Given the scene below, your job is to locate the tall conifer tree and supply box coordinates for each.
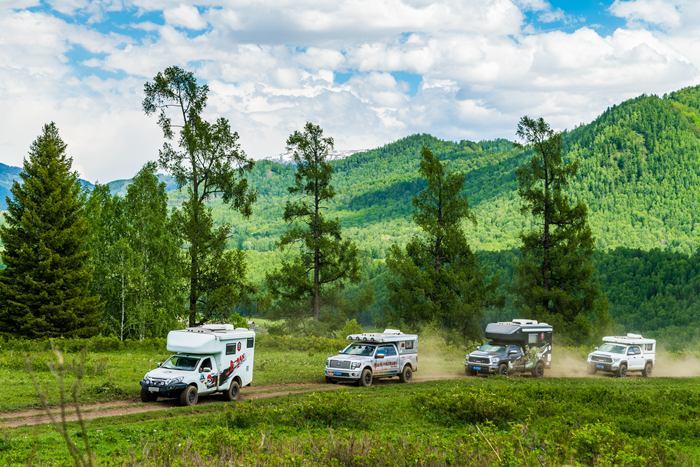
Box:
[512,116,599,342]
[266,123,364,328]
[384,147,500,338]
[0,123,101,338]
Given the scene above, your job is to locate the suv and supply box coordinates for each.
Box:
[324,329,417,387]
[587,333,655,377]
[465,319,552,377]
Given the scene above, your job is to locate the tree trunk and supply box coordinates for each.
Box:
[313,157,320,322]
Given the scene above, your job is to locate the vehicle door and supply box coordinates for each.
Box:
[507,345,525,369]
[384,344,400,375]
[630,346,643,370]
[198,357,218,392]
[625,347,637,370]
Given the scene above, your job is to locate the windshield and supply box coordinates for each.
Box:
[161,355,199,371]
[598,344,626,354]
[342,344,376,356]
[478,342,508,353]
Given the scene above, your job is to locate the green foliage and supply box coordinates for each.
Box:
[0,123,101,338]
[513,116,599,344]
[143,65,257,327]
[85,163,181,340]
[385,147,501,340]
[339,319,363,338]
[266,123,366,329]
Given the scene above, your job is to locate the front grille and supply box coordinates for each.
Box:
[329,360,350,369]
[147,378,167,386]
[469,357,490,364]
[591,356,612,363]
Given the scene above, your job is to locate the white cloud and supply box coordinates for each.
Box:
[163,4,208,30]
[610,0,681,30]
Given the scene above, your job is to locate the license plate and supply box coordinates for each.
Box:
[473,366,481,371]
[148,387,159,392]
[596,365,604,369]
[333,372,342,376]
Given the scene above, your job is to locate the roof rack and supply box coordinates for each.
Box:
[346,329,417,343]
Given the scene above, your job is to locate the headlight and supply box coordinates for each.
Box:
[164,376,184,385]
[612,357,621,362]
[490,357,500,364]
[351,362,361,370]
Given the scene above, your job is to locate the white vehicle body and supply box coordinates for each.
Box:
[586,333,656,377]
[324,329,418,387]
[140,324,256,405]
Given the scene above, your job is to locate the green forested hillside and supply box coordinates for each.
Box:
[2,86,700,344]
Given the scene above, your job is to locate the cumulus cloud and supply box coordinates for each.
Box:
[1,0,700,182]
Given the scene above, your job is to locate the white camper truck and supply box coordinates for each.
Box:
[140,324,255,406]
[586,333,656,377]
[324,329,418,387]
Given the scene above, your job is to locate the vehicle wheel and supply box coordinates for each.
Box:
[225,380,240,401]
[359,368,373,387]
[179,385,198,406]
[497,363,509,376]
[533,362,545,378]
[642,362,653,377]
[325,376,333,384]
[140,387,156,403]
[466,368,477,377]
[587,366,597,376]
[617,364,627,378]
[399,365,413,383]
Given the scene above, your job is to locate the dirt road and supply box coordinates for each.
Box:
[0,375,457,428]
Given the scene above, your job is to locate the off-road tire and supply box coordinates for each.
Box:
[533,361,545,378]
[497,363,509,376]
[325,376,333,384]
[225,381,240,401]
[140,387,156,403]
[642,362,653,377]
[466,368,478,377]
[399,365,413,383]
[359,368,373,387]
[617,364,627,378]
[587,366,597,376]
[180,385,198,406]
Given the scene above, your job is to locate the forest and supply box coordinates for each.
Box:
[2,79,700,348]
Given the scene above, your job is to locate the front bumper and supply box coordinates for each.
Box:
[325,368,362,380]
[140,379,188,398]
[588,362,619,372]
[465,362,497,374]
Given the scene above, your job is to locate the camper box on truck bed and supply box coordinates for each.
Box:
[465,319,553,377]
[140,324,255,406]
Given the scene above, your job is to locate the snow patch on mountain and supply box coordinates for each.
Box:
[262,149,367,164]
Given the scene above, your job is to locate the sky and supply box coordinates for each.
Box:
[1,0,699,183]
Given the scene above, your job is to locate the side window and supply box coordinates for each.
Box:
[247,337,254,348]
[528,333,537,344]
[226,343,237,355]
[385,346,397,356]
[404,340,414,350]
[375,348,386,357]
[633,347,642,355]
[508,346,520,354]
[627,347,635,355]
[645,343,654,351]
[200,358,211,371]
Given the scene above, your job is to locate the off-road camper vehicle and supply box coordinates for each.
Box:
[324,329,418,387]
[586,334,655,377]
[140,324,255,406]
[465,319,552,377]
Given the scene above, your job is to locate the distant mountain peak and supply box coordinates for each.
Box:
[262,149,368,165]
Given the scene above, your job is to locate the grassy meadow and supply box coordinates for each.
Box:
[2,377,700,466]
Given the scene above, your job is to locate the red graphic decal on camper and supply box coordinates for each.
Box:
[217,353,248,386]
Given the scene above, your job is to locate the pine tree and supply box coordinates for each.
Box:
[512,116,599,342]
[0,123,101,338]
[384,147,501,339]
[265,123,366,331]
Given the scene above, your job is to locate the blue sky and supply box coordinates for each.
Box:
[1,0,698,182]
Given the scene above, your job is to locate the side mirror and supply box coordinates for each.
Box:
[157,362,161,367]
[202,367,211,373]
[338,350,343,354]
[376,354,384,359]
[508,350,518,355]
[594,347,598,351]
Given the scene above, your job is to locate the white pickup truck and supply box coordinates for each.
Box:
[586,333,656,377]
[324,329,418,387]
[140,324,256,406]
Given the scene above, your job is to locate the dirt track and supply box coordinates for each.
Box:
[0,375,457,428]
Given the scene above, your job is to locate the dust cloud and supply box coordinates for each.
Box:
[653,352,700,377]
